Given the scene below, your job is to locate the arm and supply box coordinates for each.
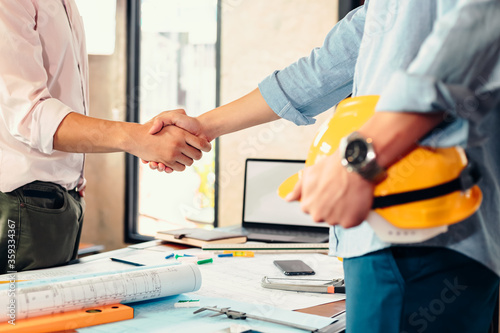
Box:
[286,111,444,228]
[376,0,500,130]
[0,2,209,172]
[146,5,368,170]
[258,4,367,125]
[54,111,211,172]
[144,89,276,171]
[198,3,368,133]
[197,88,280,141]
[288,0,500,228]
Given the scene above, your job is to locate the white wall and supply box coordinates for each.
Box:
[218,0,338,226]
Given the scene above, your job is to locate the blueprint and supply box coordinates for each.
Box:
[0,263,201,321]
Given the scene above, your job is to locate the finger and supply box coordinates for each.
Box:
[148,109,187,135]
[149,161,159,170]
[148,118,166,135]
[175,153,194,167]
[182,144,203,161]
[285,172,303,202]
[154,160,186,172]
[168,161,187,172]
[172,114,202,136]
[141,159,149,164]
[185,134,211,153]
[171,109,186,114]
[155,163,170,173]
[325,217,339,226]
[310,211,325,223]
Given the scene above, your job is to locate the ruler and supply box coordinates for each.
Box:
[0,304,133,332]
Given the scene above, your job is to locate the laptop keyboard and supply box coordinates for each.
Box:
[246,227,327,238]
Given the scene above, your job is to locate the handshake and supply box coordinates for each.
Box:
[137,109,213,173]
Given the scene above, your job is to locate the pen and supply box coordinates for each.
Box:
[110,257,145,266]
[217,253,233,257]
[174,254,193,260]
[197,258,213,265]
[165,253,175,259]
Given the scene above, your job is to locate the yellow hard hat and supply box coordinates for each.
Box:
[279,96,482,243]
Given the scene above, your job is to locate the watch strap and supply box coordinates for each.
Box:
[358,160,387,183]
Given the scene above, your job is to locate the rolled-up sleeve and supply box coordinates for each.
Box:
[377,0,500,124]
[0,1,74,155]
[258,4,367,125]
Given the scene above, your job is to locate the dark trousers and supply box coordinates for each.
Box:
[344,247,499,333]
[0,181,84,273]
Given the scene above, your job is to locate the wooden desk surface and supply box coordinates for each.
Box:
[296,300,346,317]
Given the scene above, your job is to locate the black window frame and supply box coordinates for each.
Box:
[338,0,364,20]
[125,0,221,243]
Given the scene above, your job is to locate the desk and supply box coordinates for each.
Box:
[152,241,346,319]
[2,241,346,332]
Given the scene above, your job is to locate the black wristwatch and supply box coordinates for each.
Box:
[339,131,387,183]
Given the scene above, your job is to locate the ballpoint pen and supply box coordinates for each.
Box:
[110,257,145,266]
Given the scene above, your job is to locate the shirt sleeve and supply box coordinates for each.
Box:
[258,4,368,126]
[0,1,74,155]
[377,0,500,126]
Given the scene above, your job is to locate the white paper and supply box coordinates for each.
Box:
[189,250,345,310]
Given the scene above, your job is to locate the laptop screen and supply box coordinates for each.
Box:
[242,159,329,230]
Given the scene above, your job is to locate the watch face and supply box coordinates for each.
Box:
[345,139,368,165]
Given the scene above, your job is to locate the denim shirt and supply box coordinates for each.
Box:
[258,0,500,275]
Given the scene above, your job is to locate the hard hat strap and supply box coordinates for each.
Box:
[372,159,481,209]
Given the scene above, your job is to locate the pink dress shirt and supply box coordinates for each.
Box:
[0,0,88,192]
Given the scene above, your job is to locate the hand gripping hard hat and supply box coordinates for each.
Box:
[279,95,482,243]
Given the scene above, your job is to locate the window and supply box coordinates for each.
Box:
[75,0,116,55]
[126,0,220,242]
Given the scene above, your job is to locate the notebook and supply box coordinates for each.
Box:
[156,228,247,247]
[225,158,330,243]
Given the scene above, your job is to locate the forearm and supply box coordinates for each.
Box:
[53,112,140,153]
[358,111,444,169]
[198,88,280,141]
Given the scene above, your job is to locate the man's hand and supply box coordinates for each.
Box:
[285,152,374,229]
[131,116,211,173]
[147,109,209,139]
[141,109,211,172]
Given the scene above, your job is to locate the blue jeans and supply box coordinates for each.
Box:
[343,247,499,333]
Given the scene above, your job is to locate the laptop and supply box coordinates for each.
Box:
[226,158,330,243]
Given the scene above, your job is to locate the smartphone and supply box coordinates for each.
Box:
[273,260,315,276]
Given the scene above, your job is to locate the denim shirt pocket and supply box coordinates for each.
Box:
[364,1,399,38]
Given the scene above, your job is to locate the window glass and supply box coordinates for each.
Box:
[137,0,218,236]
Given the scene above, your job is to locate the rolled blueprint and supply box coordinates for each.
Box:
[0,263,202,322]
